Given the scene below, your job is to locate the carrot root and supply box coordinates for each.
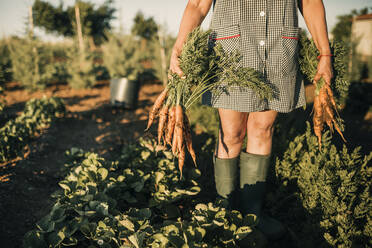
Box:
[145,88,168,131]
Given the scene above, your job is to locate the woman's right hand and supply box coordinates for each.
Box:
[168,0,213,79]
[169,46,185,79]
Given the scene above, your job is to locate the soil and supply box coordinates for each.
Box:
[0,81,371,247]
[0,80,164,248]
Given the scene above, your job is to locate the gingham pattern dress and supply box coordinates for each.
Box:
[201,0,306,113]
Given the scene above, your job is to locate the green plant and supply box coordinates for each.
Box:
[33,0,115,47]
[269,122,372,247]
[102,34,146,80]
[23,137,265,247]
[0,39,12,84]
[0,97,65,162]
[8,38,57,91]
[66,47,97,89]
[0,85,5,114]
[150,30,175,85]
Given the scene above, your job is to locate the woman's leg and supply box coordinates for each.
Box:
[240,109,286,240]
[213,108,248,208]
[216,108,248,158]
[246,110,278,155]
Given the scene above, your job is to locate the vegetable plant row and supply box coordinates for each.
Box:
[24,121,371,247]
[23,138,260,248]
[268,122,371,247]
[0,96,65,163]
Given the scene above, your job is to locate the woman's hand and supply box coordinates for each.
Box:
[169,46,185,79]
[313,56,333,85]
[299,0,333,85]
[168,0,213,80]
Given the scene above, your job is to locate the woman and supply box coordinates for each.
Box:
[170,0,333,240]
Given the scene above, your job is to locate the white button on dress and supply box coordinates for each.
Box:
[259,40,265,46]
[260,11,265,17]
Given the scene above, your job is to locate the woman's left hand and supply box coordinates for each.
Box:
[313,56,333,86]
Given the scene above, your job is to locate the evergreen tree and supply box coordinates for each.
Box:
[131,12,158,41]
[32,0,115,45]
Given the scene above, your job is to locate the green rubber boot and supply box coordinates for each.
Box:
[213,155,239,209]
[239,151,286,240]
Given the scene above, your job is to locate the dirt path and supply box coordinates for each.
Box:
[0,81,164,247]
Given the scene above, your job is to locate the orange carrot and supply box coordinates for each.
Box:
[175,105,184,155]
[178,143,186,178]
[325,85,340,117]
[157,106,168,145]
[172,124,178,155]
[145,88,168,131]
[166,106,176,145]
[184,113,197,166]
[313,93,324,150]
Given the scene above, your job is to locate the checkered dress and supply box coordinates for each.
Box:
[201,0,306,113]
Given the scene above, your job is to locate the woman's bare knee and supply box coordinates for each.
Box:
[219,128,245,146]
[247,111,277,140]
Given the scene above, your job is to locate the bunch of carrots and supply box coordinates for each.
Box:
[145,28,273,176]
[299,34,349,149]
[145,87,196,177]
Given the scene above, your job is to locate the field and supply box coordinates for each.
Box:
[0,5,371,245]
[0,77,371,247]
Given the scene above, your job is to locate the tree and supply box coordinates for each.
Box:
[331,7,371,42]
[131,12,158,41]
[32,0,115,46]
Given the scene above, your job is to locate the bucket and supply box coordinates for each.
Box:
[109,78,140,109]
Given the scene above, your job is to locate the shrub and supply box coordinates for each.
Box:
[269,122,371,247]
[66,47,97,89]
[8,38,57,91]
[0,97,65,162]
[0,39,12,84]
[102,34,146,80]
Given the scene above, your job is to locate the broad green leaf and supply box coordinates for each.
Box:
[98,168,109,180]
[138,208,152,219]
[118,218,135,232]
[154,172,165,185]
[50,207,65,223]
[243,214,258,226]
[151,233,169,245]
[96,202,109,216]
[131,181,144,192]
[183,186,201,196]
[61,236,78,246]
[235,226,252,240]
[164,204,181,219]
[195,204,208,211]
[23,230,47,248]
[47,230,65,246]
[128,234,139,248]
[58,181,70,192]
[168,235,185,247]
[36,215,55,233]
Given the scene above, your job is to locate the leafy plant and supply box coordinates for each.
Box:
[102,34,146,80]
[8,38,57,91]
[32,0,115,47]
[149,29,176,85]
[66,47,97,89]
[0,39,12,84]
[0,97,65,162]
[0,85,5,114]
[24,137,265,247]
[269,122,372,247]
